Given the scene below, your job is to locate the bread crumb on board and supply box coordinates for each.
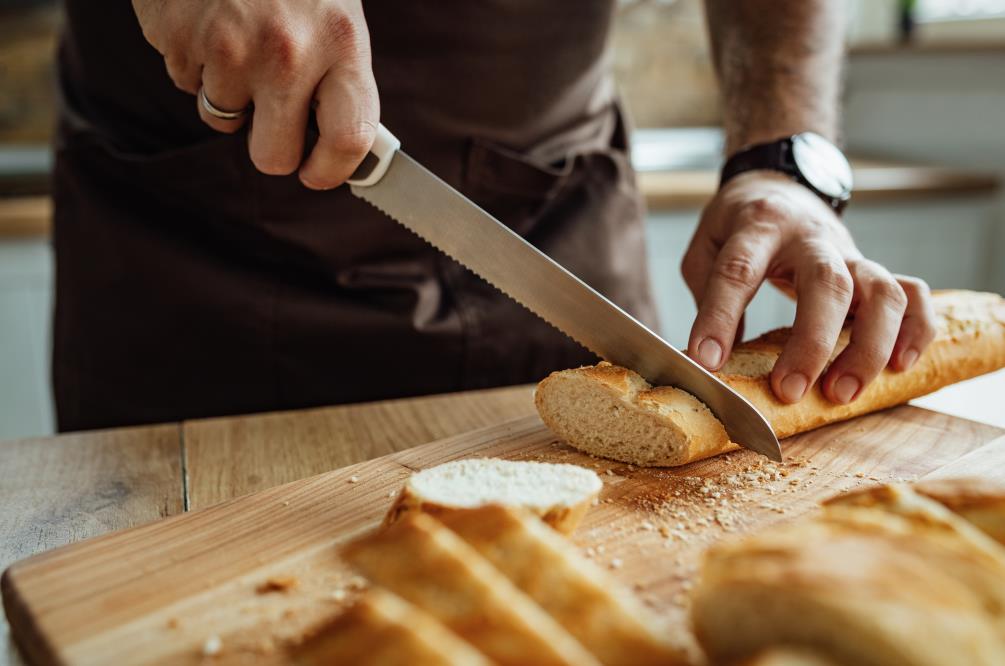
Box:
[256,575,299,594]
[202,635,222,657]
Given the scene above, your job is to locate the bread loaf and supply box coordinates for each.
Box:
[536,290,1005,467]
[384,458,602,534]
[691,481,1005,666]
[437,505,683,665]
[722,290,1005,439]
[294,588,491,666]
[342,513,600,666]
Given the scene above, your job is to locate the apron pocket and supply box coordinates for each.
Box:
[462,138,574,237]
[461,101,631,237]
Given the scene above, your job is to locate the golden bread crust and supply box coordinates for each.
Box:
[536,290,1005,466]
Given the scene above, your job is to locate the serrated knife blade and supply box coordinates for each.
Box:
[348,125,782,461]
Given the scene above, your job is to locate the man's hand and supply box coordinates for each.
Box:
[682,171,937,405]
[133,0,378,189]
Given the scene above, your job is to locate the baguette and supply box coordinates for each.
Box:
[342,513,600,666]
[536,290,1005,467]
[692,482,1005,666]
[721,290,1005,439]
[384,458,602,534]
[294,588,491,666]
[437,505,683,665]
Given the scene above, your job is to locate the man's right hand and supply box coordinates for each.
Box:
[132,0,378,189]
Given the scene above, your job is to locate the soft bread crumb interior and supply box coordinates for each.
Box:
[536,373,691,466]
[720,350,778,378]
[406,459,601,509]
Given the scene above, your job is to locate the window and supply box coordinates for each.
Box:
[917,0,1005,22]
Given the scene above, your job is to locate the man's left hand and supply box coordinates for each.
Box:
[681,170,937,405]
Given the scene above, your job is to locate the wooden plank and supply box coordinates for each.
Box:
[3,405,1000,665]
[183,384,536,509]
[639,160,999,211]
[0,425,184,666]
[923,434,1005,483]
[0,198,50,240]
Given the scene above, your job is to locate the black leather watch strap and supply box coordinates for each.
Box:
[720,136,850,214]
[720,140,796,187]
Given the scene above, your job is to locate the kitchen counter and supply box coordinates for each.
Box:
[2,369,1005,665]
[640,157,1001,211]
[1,157,1000,240]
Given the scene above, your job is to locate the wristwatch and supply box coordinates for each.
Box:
[720,132,854,214]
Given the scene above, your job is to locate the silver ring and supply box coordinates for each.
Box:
[198,86,249,121]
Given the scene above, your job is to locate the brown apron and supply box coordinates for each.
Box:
[53,0,659,431]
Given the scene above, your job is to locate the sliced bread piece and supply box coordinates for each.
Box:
[437,505,684,666]
[383,458,602,534]
[534,362,738,466]
[295,588,490,666]
[536,290,1005,466]
[692,487,1005,666]
[342,513,600,666]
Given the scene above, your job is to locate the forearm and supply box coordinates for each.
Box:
[704,0,845,154]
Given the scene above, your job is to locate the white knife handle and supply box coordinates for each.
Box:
[346,123,401,187]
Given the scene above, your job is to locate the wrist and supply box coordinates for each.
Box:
[720,133,852,215]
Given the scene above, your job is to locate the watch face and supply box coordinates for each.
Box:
[791,132,853,200]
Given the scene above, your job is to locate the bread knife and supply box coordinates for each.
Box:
[347,124,782,462]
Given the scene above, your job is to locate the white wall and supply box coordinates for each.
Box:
[0,239,54,440]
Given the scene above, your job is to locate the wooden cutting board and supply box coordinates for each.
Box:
[3,406,1003,665]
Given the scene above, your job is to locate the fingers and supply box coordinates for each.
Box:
[680,225,717,305]
[197,68,253,135]
[299,64,379,190]
[770,245,854,403]
[246,88,312,175]
[888,275,937,372]
[821,261,907,404]
[164,51,201,95]
[685,223,781,370]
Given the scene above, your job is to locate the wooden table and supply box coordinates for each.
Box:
[3,370,1005,665]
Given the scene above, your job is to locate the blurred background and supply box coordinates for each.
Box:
[0,0,1003,439]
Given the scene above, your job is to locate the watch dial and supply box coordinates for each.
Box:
[791,132,853,199]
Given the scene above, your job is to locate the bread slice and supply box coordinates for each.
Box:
[535,362,738,466]
[384,458,602,534]
[437,505,683,666]
[826,477,1005,546]
[536,290,1005,466]
[692,487,1005,666]
[740,648,839,666]
[294,588,491,666]
[342,513,600,666]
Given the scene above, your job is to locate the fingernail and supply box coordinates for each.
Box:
[833,375,861,404]
[780,373,808,403]
[697,338,723,369]
[901,348,919,370]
